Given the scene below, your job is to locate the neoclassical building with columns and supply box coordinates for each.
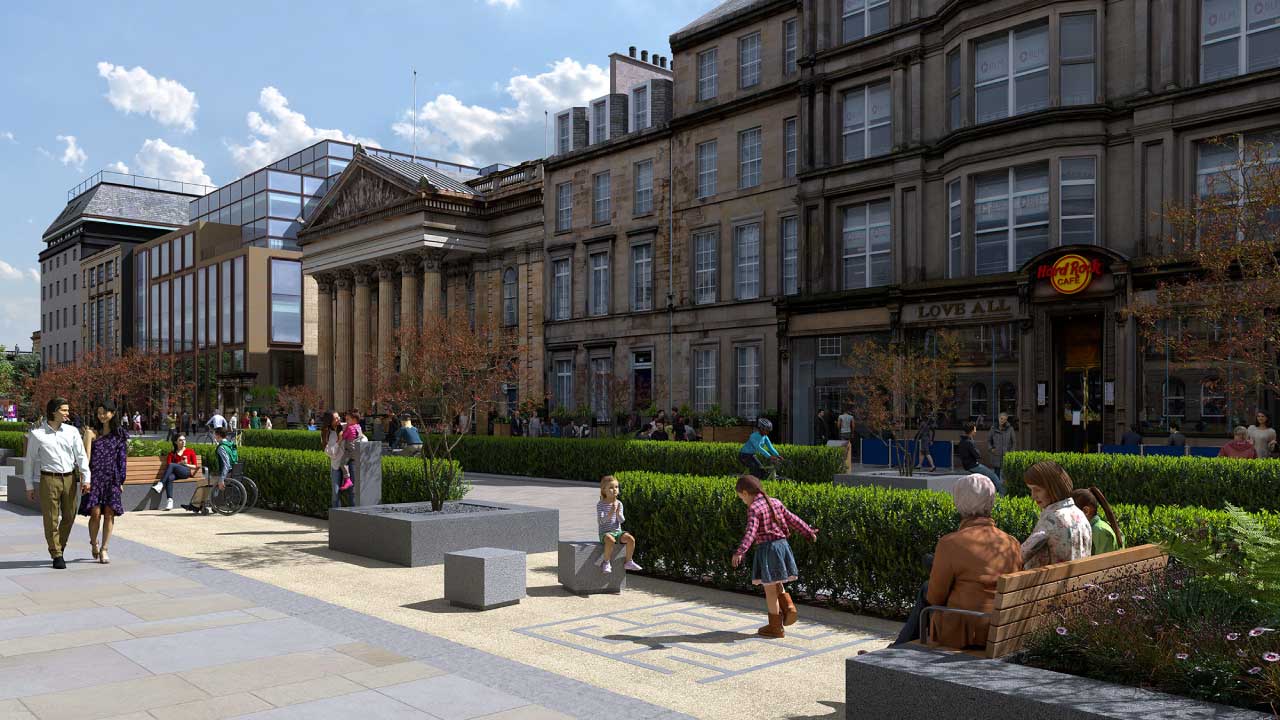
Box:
[298,147,545,413]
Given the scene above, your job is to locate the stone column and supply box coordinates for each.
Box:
[353,266,372,411]
[316,274,334,409]
[377,261,396,376]
[399,255,418,372]
[421,251,443,325]
[334,271,354,411]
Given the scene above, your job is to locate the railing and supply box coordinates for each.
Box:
[468,164,541,194]
[68,171,216,202]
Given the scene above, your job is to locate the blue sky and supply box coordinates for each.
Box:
[0,0,718,350]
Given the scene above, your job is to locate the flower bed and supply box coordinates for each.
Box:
[239,430,845,485]
[614,471,1280,618]
[1002,451,1280,512]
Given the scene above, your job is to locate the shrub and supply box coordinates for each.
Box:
[193,445,462,518]
[0,422,28,432]
[0,431,24,455]
[239,430,845,484]
[614,470,1280,618]
[1002,451,1280,512]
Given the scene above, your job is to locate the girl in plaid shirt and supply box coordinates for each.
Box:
[731,474,818,638]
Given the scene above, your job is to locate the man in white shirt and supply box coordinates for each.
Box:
[206,410,227,431]
[23,398,90,569]
[837,408,855,440]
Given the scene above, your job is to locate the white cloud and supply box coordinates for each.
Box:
[26,269,40,282]
[55,135,87,172]
[105,160,130,174]
[96,62,198,132]
[131,138,213,186]
[481,0,520,8]
[0,261,36,283]
[392,57,608,166]
[227,87,378,174]
[0,131,14,143]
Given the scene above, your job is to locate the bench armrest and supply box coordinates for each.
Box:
[919,606,991,645]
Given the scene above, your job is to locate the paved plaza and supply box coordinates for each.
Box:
[0,475,898,719]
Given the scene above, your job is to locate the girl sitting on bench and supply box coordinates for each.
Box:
[596,475,642,574]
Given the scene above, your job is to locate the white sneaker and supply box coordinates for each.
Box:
[624,560,642,571]
[152,481,163,494]
[164,499,173,511]
[601,561,612,574]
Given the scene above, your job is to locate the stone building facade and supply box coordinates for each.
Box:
[79,243,130,359]
[298,150,545,413]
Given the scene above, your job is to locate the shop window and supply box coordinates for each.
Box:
[969,382,989,420]
[1201,0,1280,82]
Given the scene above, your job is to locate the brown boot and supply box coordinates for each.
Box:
[757,613,785,638]
[780,592,798,626]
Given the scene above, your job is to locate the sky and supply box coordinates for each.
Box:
[0,0,719,351]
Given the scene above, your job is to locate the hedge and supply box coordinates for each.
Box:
[0,431,23,455]
[0,422,27,432]
[614,471,1280,618]
[1001,451,1280,513]
[239,430,845,484]
[191,445,461,519]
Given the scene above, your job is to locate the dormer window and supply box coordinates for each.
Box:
[556,112,571,154]
[591,99,607,144]
[631,85,650,132]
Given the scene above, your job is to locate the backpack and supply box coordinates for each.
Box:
[217,439,239,474]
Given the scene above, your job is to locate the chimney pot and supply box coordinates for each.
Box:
[659,56,667,69]
[629,46,636,58]
[641,50,649,62]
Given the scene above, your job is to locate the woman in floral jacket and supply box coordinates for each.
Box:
[1020,460,1091,569]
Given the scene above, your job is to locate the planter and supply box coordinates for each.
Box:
[493,423,511,437]
[834,469,969,493]
[847,646,1269,720]
[701,426,752,444]
[328,499,558,567]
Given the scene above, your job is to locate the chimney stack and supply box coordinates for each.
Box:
[641,50,649,62]
[659,56,667,69]
[629,46,636,58]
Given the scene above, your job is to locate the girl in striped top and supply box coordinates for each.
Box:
[597,475,642,574]
[731,474,818,638]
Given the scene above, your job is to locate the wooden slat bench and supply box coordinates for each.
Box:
[123,455,203,485]
[121,455,204,510]
[921,544,1169,659]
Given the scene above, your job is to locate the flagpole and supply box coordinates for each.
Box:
[412,68,418,162]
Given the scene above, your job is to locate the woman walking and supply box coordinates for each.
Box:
[79,399,129,564]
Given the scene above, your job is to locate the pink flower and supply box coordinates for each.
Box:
[1175,653,1189,660]
[1107,592,1121,601]
[1250,627,1274,637]
[1132,594,1146,601]
[1227,633,1240,641]
[1265,652,1280,663]
[1249,667,1263,675]
[1116,608,1126,616]
[1056,626,1068,636]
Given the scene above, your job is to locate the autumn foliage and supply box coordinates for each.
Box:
[23,349,191,422]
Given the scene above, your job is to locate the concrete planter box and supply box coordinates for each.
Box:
[835,470,970,493]
[328,499,558,567]
[847,646,1269,720]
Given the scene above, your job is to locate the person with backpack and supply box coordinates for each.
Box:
[183,427,236,515]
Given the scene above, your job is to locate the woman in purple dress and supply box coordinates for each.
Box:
[79,399,128,564]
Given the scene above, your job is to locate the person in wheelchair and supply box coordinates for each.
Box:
[739,418,783,476]
[183,427,235,515]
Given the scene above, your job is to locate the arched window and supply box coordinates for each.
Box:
[1163,378,1186,418]
[502,268,517,327]
[1200,377,1225,418]
[969,382,988,420]
[998,381,1017,416]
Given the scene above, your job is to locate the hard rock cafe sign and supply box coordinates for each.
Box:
[1036,253,1103,295]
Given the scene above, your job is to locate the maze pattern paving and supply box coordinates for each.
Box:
[515,600,886,683]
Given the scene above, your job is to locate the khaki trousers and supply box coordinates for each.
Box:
[39,472,78,559]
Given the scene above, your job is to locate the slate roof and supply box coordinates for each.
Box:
[672,0,772,42]
[363,153,478,196]
[44,183,194,238]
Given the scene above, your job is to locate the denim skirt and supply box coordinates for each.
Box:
[751,538,799,585]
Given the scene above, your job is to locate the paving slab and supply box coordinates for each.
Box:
[0,644,151,700]
[108,617,353,674]
[19,673,207,720]
[231,689,433,720]
[379,675,530,720]
[179,648,372,697]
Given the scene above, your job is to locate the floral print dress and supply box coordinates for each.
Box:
[1021,497,1092,569]
[78,428,129,516]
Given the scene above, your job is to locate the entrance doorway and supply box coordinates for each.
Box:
[1054,314,1103,452]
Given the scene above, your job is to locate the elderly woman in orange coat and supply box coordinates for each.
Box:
[894,473,1023,647]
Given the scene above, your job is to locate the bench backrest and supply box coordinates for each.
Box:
[123,455,203,484]
[983,544,1168,658]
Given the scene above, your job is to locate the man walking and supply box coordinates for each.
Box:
[987,412,1016,480]
[23,398,90,568]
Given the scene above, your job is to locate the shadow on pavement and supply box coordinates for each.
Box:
[785,700,845,719]
[401,598,480,614]
[603,630,755,648]
[215,530,322,536]
[525,584,575,598]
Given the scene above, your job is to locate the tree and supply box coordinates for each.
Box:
[273,385,324,426]
[22,349,192,424]
[1128,135,1280,427]
[0,347,13,404]
[370,313,518,510]
[845,332,960,475]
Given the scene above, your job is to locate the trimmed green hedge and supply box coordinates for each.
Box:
[1002,451,1280,513]
[0,431,23,455]
[192,445,461,518]
[615,470,1280,618]
[239,430,845,484]
[0,422,28,432]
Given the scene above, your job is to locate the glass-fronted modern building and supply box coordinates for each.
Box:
[187,140,488,251]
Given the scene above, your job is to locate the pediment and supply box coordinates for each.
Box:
[309,167,416,229]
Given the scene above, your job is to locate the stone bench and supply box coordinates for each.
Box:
[558,540,626,595]
[444,547,526,610]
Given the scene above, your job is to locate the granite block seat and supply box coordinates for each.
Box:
[444,547,526,610]
[558,540,626,595]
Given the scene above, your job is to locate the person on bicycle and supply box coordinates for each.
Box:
[739,419,783,476]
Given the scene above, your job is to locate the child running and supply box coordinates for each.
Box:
[596,475,641,574]
[731,474,818,638]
